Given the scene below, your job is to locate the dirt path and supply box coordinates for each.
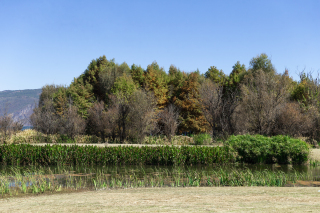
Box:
[1,187,320,212]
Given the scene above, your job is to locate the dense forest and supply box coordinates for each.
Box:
[29,53,320,143]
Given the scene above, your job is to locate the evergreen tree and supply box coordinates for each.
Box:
[174,72,209,133]
[144,61,169,109]
[249,53,275,74]
[205,66,227,85]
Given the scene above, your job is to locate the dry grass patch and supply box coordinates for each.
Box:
[0,187,320,212]
[310,149,320,161]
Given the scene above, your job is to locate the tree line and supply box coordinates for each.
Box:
[30,54,320,144]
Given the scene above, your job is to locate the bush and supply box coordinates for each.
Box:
[224,135,310,164]
[193,133,211,145]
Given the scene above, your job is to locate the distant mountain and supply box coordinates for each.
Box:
[0,89,42,126]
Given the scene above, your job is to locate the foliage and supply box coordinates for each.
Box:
[291,71,320,109]
[226,61,246,90]
[130,64,145,88]
[174,72,209,133]
[205,66,227,85]
[0,144,234,166]
[192,133,211,145]
[224,135,310,164]
[111,73,137,99]
[249,53,275,75]
[31,53,320,142]
[67,78,94,119]
[144,62,169,109]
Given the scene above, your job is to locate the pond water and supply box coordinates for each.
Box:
[1,164,320,182]
[1,164,320,194]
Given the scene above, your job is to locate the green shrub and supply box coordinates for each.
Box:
[224,135,310,164]
[193,133,211,145]
[57,135,75,143]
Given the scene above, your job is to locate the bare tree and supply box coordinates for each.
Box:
[87,101,109,140]
[128,90,156,143]
[30,99,59,135]
[106,95,130,143]
[199,80,223,136]
[273,102,313,137]
[59,104,86,139]
[105,102,119,142]
[158,103,180,141]
[199,80,240,137]
[240,70,290,135]
[0,111,23,143]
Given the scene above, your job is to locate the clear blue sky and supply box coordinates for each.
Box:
[1,0,319,91]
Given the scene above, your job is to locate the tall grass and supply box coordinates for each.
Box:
[0,144,234,166]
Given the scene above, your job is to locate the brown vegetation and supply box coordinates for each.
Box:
[0,111,23,143]
[158,103,180,141]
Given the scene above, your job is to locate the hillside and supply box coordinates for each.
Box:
[0,89,41,126]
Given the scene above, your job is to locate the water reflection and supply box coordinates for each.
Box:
[1,164,320,178]
[1,164,320,194]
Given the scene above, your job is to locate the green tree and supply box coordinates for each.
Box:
[67,77,94,118]
[39,84,63,107]
[205,66,227,85]
[52,86,68,116]
[168,65,187,102]
[111,73,137,100]
[174,72,209,133]
[130,64,145,88]
[226,61,246,90]
[98,61,131,102]
[144,61,169,109]
[291,72,320,108]
[81,55,111,101]
[249,53,275,74]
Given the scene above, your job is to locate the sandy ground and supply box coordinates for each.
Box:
[1,187,320,212]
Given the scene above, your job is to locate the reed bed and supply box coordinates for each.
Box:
[0,166,316,197]
[0,144,234,166]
